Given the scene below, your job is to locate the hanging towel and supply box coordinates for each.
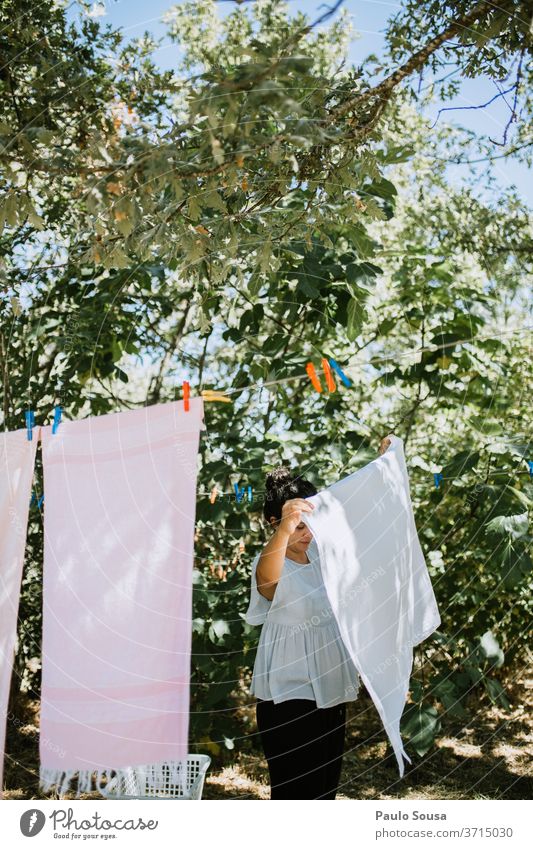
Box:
[0,428,39,798]
[39,398,205,797]
[301,434,441,778]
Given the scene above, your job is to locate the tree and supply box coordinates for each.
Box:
[1,0,531,773]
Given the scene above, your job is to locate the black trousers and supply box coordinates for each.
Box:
[256,698,346,800]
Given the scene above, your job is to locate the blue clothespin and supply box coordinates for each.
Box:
[328,358,352,388]
[25,410,35,441]
[52,405,62,434]
[433,472,443,489]
[29,491,44,508]
[528,460,533,478]
[247,485,253,502]
[234,482,245,503]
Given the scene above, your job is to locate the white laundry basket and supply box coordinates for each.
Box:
[96,755,211,800]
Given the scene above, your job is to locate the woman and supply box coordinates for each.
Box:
[245,437,391,800]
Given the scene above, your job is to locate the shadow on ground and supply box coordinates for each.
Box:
[3,675,532,800]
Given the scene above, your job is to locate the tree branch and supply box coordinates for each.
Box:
[332,0,516,122]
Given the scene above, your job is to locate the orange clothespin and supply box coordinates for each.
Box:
[182,380,190,411]
[209,485,218,504]
[201,389,232,403]
[305,362,322,393]
[321,357,336,392]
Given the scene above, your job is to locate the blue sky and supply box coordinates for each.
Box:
[80,0,531,205]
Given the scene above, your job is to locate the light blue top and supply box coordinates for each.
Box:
[244,538,361,707]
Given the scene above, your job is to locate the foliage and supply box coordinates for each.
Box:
[0,0,531,768]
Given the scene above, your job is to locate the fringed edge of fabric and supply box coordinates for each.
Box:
[39,760,188,799]
[40,767,91,798]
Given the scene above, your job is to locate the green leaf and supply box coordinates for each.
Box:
[377,144,415,164]
[258,240,271,273]
[346,261,381,287]
[278,55,314,74]
[486,441,530,459]
[485,512,528,539]
[362,197,387,220]
[489,538,532,589]
[203,190,227,213]
[484,678,510,709]
[188,195,202,221]
[1,193,18,229]
[401,702,441,757]
[441,450,480,478]
[296,273,320,298]
[346,298,365,340]
[209,619,231,642]
[344,225,378,259]
[192,617,205,634]
[364,178,397,200]
[431,678,467,718]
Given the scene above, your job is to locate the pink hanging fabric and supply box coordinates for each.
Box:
[39,398,205,797]
[0,429,39,798]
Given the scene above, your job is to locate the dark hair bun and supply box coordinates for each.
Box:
[262,465,317,523]
[265,466,293,495]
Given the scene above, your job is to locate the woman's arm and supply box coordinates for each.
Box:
[256,526,291,601]
[256,497,315,601]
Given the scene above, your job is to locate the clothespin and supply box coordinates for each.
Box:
[209,485,218,504]
[247,485,253,502]
[182,381,190,412]
[25,410,35,441]
[527,460,533,478]
[433,472,443,489]
[52,406,62,435]
[305,362,322,393]
[328,357,352,388]
[321,358,336,393]
[234,482,245,503]
[201,390,232,404]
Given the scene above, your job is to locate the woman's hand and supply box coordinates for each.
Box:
[378,436,392,455]
[278,498,315,537]
[257,498,315,600]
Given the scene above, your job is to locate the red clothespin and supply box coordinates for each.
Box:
[209,485,218,504]
[305,362,322,393]
[182,380,190,411]
[321,358,336,392]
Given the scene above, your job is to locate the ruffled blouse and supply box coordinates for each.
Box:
[244,537,360,707]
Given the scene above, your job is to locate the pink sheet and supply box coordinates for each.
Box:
[0,429,39,798]
[38,398,205,796]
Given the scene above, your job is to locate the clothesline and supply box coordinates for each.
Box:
[17,324,529,427]
[195,324,532,400]
[27,466,531,510]
[17,324,531,491]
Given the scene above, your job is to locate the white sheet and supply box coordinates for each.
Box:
[301,434,441,777]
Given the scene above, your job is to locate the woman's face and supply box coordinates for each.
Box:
[291,520,313,553]
[269,516,313,554]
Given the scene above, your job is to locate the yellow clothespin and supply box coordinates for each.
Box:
[201,390,232,404]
